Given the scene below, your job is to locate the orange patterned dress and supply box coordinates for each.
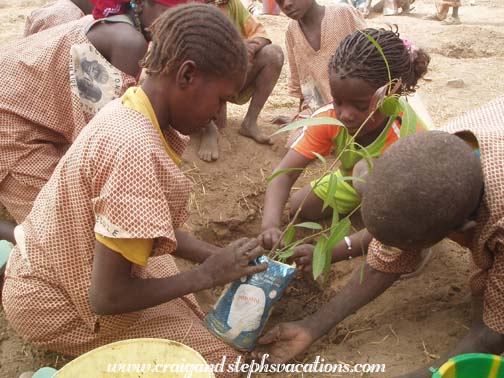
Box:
[24,0,85,36]
[2,98,240,375]
[367,96,504,334]
[285,4,366,113]
[0,16,136,222]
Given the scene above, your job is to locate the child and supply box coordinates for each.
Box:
[259,28,430,250]
[423,0,460,25]
[198,0,284,161]
[274,0,365,122]
[24,0,93,36]
[3,5,266,373]
[0,0,191,225]
[255,97,504,374]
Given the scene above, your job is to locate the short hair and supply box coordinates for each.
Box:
[141,3,247,78]
[361,131,483,250]
[329,27,430,95]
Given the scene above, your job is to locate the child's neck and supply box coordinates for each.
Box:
[298,3,325,50]
[141,79,171,131]
[355,117,389,147]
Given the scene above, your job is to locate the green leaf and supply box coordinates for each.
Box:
[272,117,344,136]
[327,217,351,251]
[283,226,295,246]
[312,235,328,280]
[276,248,294,262]
[294,222,323,230]
[323,236,333,277]
[322,173,338,211]
[379,96,400,118]
[274,240,304,262]
[331,206,340,226]
[267,167,304,183]
[352,143,375,169]
[399,98,418,138]
[312,152,327,164]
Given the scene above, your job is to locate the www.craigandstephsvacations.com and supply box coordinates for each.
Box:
[106,355,386,377]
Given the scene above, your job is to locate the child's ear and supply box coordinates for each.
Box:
[175,60,198,88]
[369,84,388,112]
[388,79,402,96]
[370,79,403,112]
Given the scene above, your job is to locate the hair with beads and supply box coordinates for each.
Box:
[329,27,430,95]
[141,3,247,78]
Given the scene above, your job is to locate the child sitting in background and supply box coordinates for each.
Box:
[423,0,460,25]
[199,0,284,162]
[259,28,430,250]
[24,0,93,36]
[274,0,365,124]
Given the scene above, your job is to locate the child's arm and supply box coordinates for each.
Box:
[89,238,267,315]
[86,20,148,79]
[173,229,221,263]
[260,150,312,249]
[285,27,302,101]
[254,262,399,363]
[291,229,373,273]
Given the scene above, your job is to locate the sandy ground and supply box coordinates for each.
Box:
[0,0,503,376]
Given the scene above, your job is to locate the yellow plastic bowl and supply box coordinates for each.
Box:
[54,338,215,378]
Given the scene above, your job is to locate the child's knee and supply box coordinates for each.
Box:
[259,44,284,69]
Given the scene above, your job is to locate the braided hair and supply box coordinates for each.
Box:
[141,3,247,78]
[329,28,430,95]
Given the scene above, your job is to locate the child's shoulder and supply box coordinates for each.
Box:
[312,102,336,118]
[324,3,366,23]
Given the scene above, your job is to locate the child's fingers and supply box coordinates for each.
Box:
[230,237,253,249]
[290,249,306,259]
[244,262,268,275]
[237,238,259,254]
[257,325,279,344]
[245,244,265,260]
[258,233,272,249]
[294,255,310,266]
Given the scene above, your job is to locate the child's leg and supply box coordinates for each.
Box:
[290,171,361,221]
[0,220,15,244]
[452,6,459,18]
[441,6,461,24]
[435,1,450,20]
[290,184,332,221]
[198,104,226,162]
[238,44,283,145]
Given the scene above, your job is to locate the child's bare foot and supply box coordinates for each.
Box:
[239,120,273,145]
[442,16,461,25]
[422,13,441,20]
[198,122,219,162]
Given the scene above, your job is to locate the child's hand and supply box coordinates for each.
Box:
[200,238,267,287]
[258,227,283,250]
[289,244,314,273]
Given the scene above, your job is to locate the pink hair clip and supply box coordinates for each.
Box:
[400,37,413,50]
